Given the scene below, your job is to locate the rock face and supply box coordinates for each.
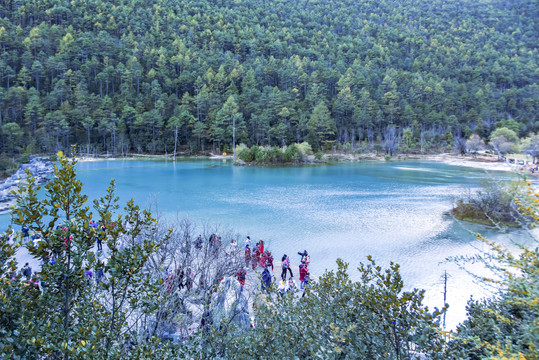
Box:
[213,278,251,330]
[0,157,54,214]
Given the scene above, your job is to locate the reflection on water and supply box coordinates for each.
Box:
[1,159,533,329]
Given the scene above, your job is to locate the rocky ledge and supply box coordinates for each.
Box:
[0,157,54,214]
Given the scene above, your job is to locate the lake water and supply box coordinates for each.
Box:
[1,159,534,329]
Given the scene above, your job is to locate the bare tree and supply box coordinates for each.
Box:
[143,218,249,346]
[521,133,539,163]
[490,135,513,160]
[384,125,398,156]
[466,134,485,157]
[453,128,468,155]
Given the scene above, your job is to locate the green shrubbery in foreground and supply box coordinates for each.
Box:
[236,142,313,164]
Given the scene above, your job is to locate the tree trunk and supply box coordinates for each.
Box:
[87,128,90,156]
[232,116,236,162]
[174,126,178,161]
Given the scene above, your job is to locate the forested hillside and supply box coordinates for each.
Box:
[0,0,536,155]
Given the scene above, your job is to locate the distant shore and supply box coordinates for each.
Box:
[324,152,513,171]
[71,151,521,173]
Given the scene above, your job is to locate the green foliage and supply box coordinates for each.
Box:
[520,133,539,159]
[297,141,313,156]
[0,229,33,357]
[450,180,539,359]
[401,128,416,153]
[1,123,24,154]
[235,143,252,162]
[490,127,520,159]
[449,241,538,360]
[307,103,337,150]
[0,154,18,178]
[196,258,454,359]
[282,143,301,163]
[0,0,534,156]
[491,128,519,144]
[236,143,312,164]
[496,120,523,135]
[452,179,530,227]
[2,150,173,359]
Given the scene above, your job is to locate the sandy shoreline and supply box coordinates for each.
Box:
[71,152,523,173]
[397,153,514,172]
[74,153,233,162]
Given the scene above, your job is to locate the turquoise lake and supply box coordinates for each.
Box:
[1,159,534,329]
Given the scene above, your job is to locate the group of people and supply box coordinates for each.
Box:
[244,237,273,270]
[21,262,40,291]
[236,236,312,296]
[278,250,311,296]
[164,267,196,294]
[15,221,111,291]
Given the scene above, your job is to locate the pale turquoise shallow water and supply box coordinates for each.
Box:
[1,159,534,329]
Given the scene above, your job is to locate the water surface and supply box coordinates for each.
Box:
[1,159,533,329]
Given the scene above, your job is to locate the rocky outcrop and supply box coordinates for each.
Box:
[0,157,54,214]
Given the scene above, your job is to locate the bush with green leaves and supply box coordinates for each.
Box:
[0,153,18,178]
[1,151,175,359]
[236,143,313,164]
[448,180,539,359]
[282,143,301,163]
[235,143,252,162]
[452,179,531,227]
[188,258,457,359]
[449,239,538,360]
[297,141,314,156]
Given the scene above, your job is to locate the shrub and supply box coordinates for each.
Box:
[452,179,530,227]
[373,144,384,153]
[252,146,265,162]
[0,153,17,178]
[236,144,253,162]
[297,142,313,156]
[19,154,29,164]
[236,143,314,164]
[283,144,301,163]
[266,146,282,164]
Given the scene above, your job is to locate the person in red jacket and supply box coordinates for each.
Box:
[299,263,308,289]
[237,267,247,291]
[265,251,274,272]
[258,250,267,268]
[252,243,259,270]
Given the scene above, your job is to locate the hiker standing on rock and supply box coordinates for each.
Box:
[251,243,259,270]
[266,251,274,274]
[245,243,251,266]
[299,263,308,289]
[261,267,272,292]
[281,254,293,281]
[237,267,247,291]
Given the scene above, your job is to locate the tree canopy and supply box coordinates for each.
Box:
[0,0,535,155]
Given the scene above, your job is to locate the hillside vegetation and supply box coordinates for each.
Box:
[0,0,536,157]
